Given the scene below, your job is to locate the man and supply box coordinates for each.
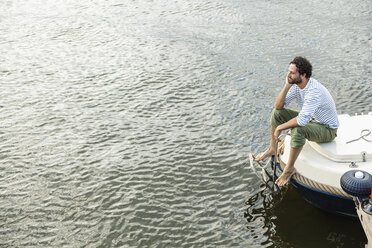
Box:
[255,56,339,186]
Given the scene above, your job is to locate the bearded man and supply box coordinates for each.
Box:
[255,57,339,186]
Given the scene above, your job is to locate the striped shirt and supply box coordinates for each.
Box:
[284,78,339,128]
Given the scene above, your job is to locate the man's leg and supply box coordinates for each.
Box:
[275,146,302,186]
[275,122,337,186]
[255,108,299,161]
[255,125,276,161]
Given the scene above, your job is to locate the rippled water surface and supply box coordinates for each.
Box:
[1,0,371,247]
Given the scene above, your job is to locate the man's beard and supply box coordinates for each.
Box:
[288,76,302,85]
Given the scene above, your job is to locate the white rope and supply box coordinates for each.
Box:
[346,129,372,144]
[280,161,352,198]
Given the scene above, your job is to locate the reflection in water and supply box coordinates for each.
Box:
[245,185,367,248]
[244,184,278,247]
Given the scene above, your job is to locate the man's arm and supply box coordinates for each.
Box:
[274,117,299,141]
[296,88,322,126]
[274,87,321,140]
[273,76,298,140]
[274,76,293,110]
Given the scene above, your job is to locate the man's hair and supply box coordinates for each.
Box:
[290,57,312,78]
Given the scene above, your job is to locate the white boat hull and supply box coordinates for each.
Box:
[279,113,372,217]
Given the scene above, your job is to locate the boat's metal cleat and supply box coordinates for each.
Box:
[362,151,367,162]
[349,162,358,168]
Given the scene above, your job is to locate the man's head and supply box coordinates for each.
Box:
[287,57,312,85]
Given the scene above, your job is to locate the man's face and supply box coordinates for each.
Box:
[287,64,302,84]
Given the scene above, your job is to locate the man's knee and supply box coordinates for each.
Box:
[271,108,286,118]
[270,109,286,127]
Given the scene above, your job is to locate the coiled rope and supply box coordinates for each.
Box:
[346,129,372,144]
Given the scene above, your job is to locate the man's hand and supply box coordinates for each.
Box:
[275,118,299,141]
[274,126,282,141]
[274,75,293,109]
[285,74,293,87]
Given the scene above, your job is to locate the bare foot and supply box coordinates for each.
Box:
[255,149,275,161]
[275,168,296,186]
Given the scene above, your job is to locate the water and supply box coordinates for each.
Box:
[0,0,371,247]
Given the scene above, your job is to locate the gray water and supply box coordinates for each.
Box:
[0,0,371,247]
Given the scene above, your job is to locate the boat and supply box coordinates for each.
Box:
[249,112,372,247]
[277,112,372,218]
[274,112,372,247]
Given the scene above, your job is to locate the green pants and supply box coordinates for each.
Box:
[271,108,337,148]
